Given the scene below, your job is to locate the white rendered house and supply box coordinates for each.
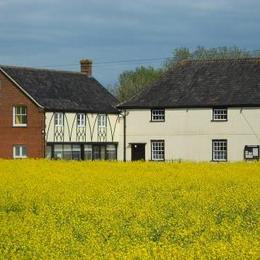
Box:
[118,59,260,162]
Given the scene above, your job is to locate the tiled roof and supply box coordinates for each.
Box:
[118,58,260,108]
[0,66,119,113]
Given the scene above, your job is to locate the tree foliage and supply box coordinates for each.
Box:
[115,66,163,102]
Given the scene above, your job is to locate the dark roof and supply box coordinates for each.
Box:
[118,58,260,109]
[0,65,119,113]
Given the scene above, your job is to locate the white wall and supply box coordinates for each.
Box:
[124,108,260,161]
[45,112,124,160]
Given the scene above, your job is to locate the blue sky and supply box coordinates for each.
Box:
[0,0,260,85]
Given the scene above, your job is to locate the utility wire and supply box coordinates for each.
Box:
[32,57,169,69]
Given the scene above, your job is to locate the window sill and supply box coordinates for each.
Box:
[13,124,27,128]
[211,160,228,162]
[150,120,165,123]
[211,120,228,122]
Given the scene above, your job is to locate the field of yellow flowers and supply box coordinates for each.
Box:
[0,160,259,259]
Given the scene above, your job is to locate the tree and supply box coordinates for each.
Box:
[114,66,163,102]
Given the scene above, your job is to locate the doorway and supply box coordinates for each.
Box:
[131,143,146,161]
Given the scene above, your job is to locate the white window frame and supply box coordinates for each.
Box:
[13,145,27,159]
[151,109,165,122]
[13,106,27,127]
[212,107,228,121]
[151,140,165,161]
[77,113,86,127]
[54,113,64,127]
[212,140,227,162]
[98,114,107,128]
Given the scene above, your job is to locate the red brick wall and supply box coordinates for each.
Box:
[0,71,45,158]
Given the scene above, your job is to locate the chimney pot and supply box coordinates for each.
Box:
[80,59,92,77]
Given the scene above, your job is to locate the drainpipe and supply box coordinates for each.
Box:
[123,110,126,162]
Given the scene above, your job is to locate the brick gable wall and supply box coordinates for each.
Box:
[0,71,45,158]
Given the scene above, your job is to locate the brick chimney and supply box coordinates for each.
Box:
[80,59,92,77]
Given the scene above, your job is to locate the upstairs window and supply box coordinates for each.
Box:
[212,140,227,162]
[151,109,165,122]
[13,145,27,159]
[54,113,64,126]
[13,106,27,127]
[212,107,228,121]
[77,113,86,127]
[98,114,107,128]
[151,140,165,161]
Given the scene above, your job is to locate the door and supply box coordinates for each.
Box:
[131,144,145,161]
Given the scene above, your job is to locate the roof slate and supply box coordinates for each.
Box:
[0,66,119,113]
[118,58,260,108]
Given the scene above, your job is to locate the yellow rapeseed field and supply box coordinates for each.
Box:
[0,160,259,259]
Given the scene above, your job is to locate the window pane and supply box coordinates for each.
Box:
[45,145,52,159]
[21,146,27,156]
[84,145,92,160]
[106,144,116,160]
[15,146,20,157]
[63,145,72,160]
[72,145,81,160]
[54,144,63,159]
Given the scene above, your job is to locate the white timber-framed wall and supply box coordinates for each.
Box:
[123,107,260,162]
[45,112,124,160]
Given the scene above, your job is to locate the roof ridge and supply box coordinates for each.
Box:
[178,57,260,65]
[0,64,86,76]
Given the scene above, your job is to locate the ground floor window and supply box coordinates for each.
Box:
[151,140,165,161]
[212,139,227,162]
[13,145,27,159]
[47,143,117,161]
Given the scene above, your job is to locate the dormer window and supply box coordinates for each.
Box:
[212,107,228,121]
[54,113,64,126]
[151,109,165,122]
[13,106,27,127]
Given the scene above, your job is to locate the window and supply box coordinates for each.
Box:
[212,108,228,121]
[84,145,92,160]
[13,106,27,126]
[77,113,85,127]
[106,144,117,160]
[54,113,64,126]
[151,109,165,122]
[54,144,63,159]
[45,145,52,159]
[151,140,165,161]
[98,114,107,128]
[13,145,27,159]
[53,144,81,160]
[212,140,227,162]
